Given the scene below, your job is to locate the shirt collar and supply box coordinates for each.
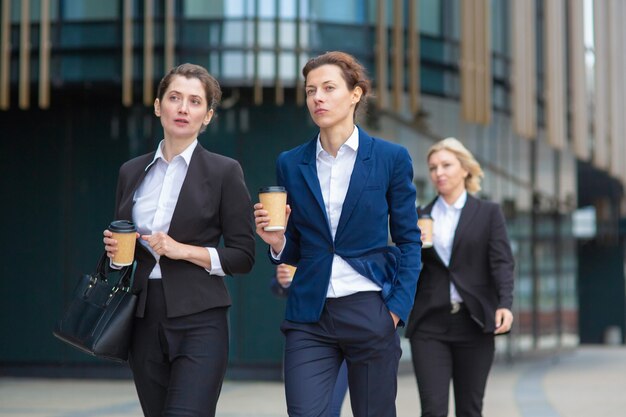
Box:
[436,190,468,212]
[315,125,359,158]
[145,139,198,171]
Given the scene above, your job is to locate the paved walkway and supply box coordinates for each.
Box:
[1,346,625,417]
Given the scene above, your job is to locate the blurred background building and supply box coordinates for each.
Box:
[1,0,625,379]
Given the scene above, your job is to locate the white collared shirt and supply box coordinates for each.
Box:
[132,139,223,279]
[315,126,381,297]
[431,190,467,303]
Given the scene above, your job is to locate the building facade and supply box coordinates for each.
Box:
[1,0,625,378]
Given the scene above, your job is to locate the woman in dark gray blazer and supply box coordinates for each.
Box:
[103,63,255,417]
[406,137,515,417]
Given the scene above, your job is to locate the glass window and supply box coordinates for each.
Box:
[420,0,441,36]
[63,0,117,20]
[311,0,366,23]
[184,0,225,18]
[279,53,297,80]
[258,21,276,47]
[491,0,509,55]
[223,52,246,78]
[279,21,296,48]
[259,51,275,79]
[9,0,59,22]
[258,0,276,18]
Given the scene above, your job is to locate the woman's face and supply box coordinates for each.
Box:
[428,149,469,198]
[305,64,361,130]
[154,75,213,142]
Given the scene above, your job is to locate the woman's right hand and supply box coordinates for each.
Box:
[253,203,291,253]
[103,229,117,259]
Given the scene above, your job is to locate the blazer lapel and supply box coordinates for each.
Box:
[335,131,373,238]
[450,194,480,257]
[167,145,204,239]
[298,138,329,221]
[118,153,155,221]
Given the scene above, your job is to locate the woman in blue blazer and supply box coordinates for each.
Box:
[103,64,255,417]
[405,137,515,417]
[254,51,422,417]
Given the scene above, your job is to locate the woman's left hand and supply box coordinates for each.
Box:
[141,232,186,260]
[494,308,514,334]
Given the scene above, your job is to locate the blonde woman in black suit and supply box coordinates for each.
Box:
[103,63,255,417]
[405,137,514,417]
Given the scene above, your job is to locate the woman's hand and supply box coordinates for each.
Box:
[103,229,140,260]
[390,311,400,328]
[103,229,117,259]
[141,232,186,260]
[254,203,291,253]
[276,264,295,288]
[494,308,514,334]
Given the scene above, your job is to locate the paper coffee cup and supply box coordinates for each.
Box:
[109,220,137,266]
[417,215,433,248]
[284,264,297,278]
[259,186,287,231]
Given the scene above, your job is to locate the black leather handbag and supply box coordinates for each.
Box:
[53,253,137,362]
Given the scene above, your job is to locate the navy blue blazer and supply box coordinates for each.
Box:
[271,128,422,325]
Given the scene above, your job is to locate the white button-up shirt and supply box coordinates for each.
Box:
[431,190,467,303]
[315,127,381,297]
[132,139,223,279]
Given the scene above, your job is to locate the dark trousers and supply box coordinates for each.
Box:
[281,291,401,417]
[129,280,229,417]
[409,307,495,417]
[330,360,349,417]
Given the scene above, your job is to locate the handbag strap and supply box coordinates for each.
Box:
[95,252,134,289]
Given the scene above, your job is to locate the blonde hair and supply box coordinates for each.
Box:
[427,137,484,194]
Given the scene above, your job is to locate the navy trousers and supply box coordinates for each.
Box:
[281,291,401,417]
[129,279,229,417]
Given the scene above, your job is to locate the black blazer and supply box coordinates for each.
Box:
[405,194,514,336]
[114,143,255,318]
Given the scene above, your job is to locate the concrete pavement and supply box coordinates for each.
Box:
[1,346,625,417]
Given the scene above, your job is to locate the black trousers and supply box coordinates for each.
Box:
[281,291,401,417]
[409,306,495,417]
[129,279,229,417]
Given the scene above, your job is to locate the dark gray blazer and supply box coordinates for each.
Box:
[405,194,514,336]
[114,143,255,318]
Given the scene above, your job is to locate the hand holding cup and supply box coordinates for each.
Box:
[255,186,290,253]
[103,220,138,266]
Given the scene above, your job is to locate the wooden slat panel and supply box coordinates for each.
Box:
[593,0,609,169]
[460,0,475,122]
[143,0,154,106]
[477,0,491,124]
[568,0,589,159]
[408,0,420,115]
[392,0,403,112]
[164,0,175,72]
[608,0,624,179]
[0,0,11,109]
[544,0,566,150]
[122,0,133,107]
[19,0,30,109]
[512,0,537,138]
[375,0,388,109]
[38,0,50,109]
